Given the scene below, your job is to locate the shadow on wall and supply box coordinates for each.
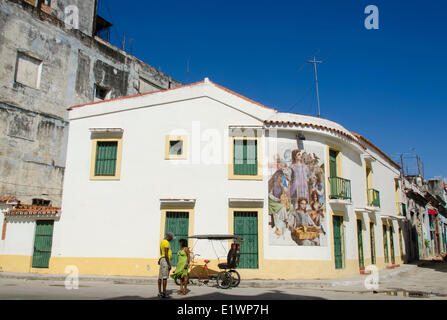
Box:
[415,259,447,274]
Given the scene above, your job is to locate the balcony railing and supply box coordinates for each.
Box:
[367,189,380,207]
[329,176,352,200]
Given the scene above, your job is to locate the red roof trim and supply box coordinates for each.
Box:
[67,79,277,112]
[67,80,205,111]
[209,81,276,111]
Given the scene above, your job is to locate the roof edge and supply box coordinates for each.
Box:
[351,132,401,170]
[67,80,205,111]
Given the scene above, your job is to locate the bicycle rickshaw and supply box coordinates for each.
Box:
[173,234,242,289]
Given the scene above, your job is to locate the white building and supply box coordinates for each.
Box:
[0,78,407,279]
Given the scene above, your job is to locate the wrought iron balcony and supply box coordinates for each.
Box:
[329,176,352,200]
[367,189,380,207]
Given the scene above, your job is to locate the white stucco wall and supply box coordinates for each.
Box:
[53,96,266,259]
[50,81,404,272]
[0,216,35,256]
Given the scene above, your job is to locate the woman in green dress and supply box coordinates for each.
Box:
[170,238,190,295]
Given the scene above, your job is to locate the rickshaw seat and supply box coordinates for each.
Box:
[218,243,240,270]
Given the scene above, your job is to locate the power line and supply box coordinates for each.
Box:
[282,82,315,114]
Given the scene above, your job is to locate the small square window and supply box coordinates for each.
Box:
[32,199,51,206]
[94,84,111,101]
[165,135,187,160]
[15,52,42,89]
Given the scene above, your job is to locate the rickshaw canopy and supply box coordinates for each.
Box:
[187,234,243,241]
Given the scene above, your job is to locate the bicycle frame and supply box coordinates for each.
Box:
[187,253,215,283]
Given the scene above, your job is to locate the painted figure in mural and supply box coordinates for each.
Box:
[269,154,287,170]
[268,170,290,238]
[289,149,309,208]
[311,175,324,205]
[309,190,325,227]
[309,154,321,174]
[287,198,303,232]
[295,197,321,246]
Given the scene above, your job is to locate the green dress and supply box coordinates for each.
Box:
[170,248,189,280]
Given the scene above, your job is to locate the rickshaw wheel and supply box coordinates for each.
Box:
[229,270,240,287]
[216,271,232,289]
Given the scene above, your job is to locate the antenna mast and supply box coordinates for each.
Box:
[186,59,190,84]
[307,55,323,117]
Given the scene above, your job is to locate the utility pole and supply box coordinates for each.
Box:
[122,33,126,52]
[307,55,323,117]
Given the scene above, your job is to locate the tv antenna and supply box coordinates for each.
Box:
[306,54,323,118]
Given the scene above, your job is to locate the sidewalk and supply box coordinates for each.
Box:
[0,263,419,289]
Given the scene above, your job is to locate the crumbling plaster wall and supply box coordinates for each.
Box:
[0,0,182,206]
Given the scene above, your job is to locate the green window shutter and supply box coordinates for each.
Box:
[95,141,118,176]
[357,220,364,268]
[233,139,258,176]
[370,222,376,264]
[32,220,54,268]
[329,150,337,178]
[390,226,395,264]
[165,212,189,266]
[333,216,343,269]
[234,212,258,269]
[383,225,389,263]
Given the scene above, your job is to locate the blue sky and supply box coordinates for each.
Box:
[98,0,446,179]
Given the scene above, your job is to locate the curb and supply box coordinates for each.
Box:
[0,264,417,289]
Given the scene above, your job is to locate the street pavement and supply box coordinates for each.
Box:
[0,260,446,300]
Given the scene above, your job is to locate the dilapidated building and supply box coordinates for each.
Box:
[400,166,447,261]
[0,0,182,207]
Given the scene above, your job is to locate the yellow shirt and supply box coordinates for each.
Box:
[160,239,172,260]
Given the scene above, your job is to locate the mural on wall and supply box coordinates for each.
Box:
[268,144,327,246]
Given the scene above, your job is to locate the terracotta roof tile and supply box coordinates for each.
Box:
[6,204,61,216]
[0,196,18,203]
[264,120,367,149]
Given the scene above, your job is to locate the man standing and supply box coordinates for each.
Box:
[158,232,175,298]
